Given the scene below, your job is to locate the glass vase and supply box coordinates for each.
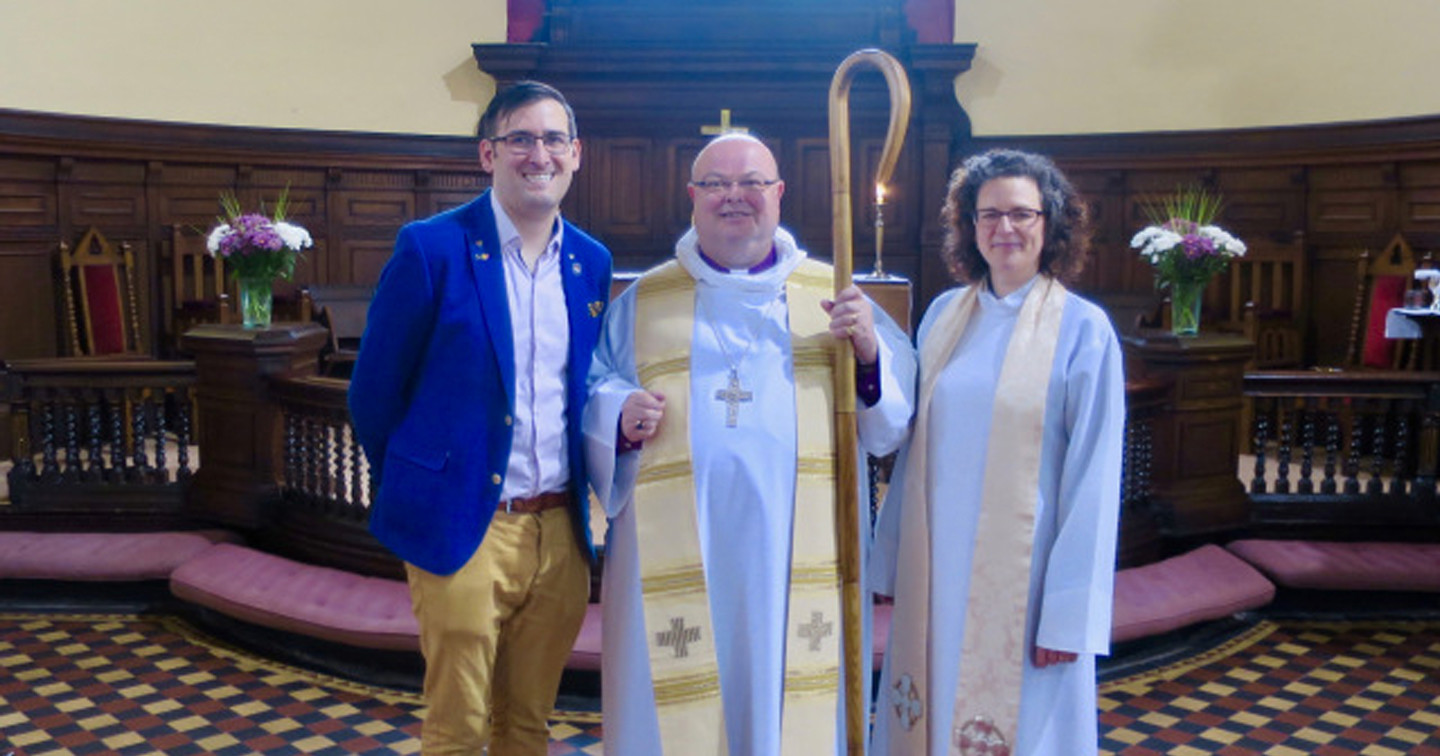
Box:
[237,276,274,329]
[1169,279,1205,337]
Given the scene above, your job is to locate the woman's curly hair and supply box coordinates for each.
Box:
[939,149,1092,286]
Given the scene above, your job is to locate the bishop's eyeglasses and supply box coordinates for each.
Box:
[974,207,1045,229]
[489,131,575,156]
[689,177,782,195]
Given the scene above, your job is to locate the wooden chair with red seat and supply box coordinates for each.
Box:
[1344,233,1432,370]
[59,226,146,357]
[166,224,235,353]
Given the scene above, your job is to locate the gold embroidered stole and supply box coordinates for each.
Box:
[632,259,842,756]
[883,277,1067,755]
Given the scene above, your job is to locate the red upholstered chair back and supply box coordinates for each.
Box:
[60,226,145,356]
[1345,233,1424,369]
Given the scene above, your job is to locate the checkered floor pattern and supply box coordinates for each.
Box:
[0,614,604,755]
[1099,620,1440,755]
[4,613,1440,754]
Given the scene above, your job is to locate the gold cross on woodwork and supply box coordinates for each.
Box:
[700,109,749,136]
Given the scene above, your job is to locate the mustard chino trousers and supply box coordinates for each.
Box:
[406,506,589,755]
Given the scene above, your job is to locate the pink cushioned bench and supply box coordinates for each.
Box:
[171,542,421,652]
[1111,544,1276,643]
[0,530,237,581]
[1227,539,1440,592]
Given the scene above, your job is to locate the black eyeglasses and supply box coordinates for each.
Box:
[689,178,781,195]
[489,131,575,156]
[974,207,1045,229]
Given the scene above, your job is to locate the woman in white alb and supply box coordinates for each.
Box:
[871,149,1125,756]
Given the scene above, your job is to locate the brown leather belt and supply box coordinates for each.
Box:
[501,490,572,514]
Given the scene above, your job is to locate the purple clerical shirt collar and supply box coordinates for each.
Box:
[696,244,778,275]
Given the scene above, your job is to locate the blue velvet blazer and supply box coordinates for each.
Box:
[349,191,612,576]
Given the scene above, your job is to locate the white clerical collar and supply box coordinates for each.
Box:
[675,226,806,293]
[981,274,1041,310]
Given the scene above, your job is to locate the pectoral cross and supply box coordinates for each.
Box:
[701,108,750,136]
[715,369,753,428]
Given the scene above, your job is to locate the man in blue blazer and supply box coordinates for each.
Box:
[349,81,612,755]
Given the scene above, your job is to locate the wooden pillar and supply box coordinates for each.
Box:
[181,323,327,528]
[1122,331,1254,539]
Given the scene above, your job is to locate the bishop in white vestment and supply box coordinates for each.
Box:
[583,134,915,755]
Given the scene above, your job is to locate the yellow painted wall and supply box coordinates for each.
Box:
[1,2,1437,136]
[0,0,503,135]
[955,0,1440,135]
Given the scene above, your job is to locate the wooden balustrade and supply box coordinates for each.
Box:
[1243,370,1440,540]
[8,349,1440,569]
[3,357,198,528]
[266,374,398,578]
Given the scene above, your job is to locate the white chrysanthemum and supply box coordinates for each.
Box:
[206,225,233,254]
[274,221,314,251]
[1199,225,1246,257]
[1130,227,1183,259]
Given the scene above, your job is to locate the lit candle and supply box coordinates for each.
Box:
[874,183,886,277]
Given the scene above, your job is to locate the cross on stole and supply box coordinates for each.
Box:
[700,108,750,136]
[796,610,834,652]
[714,369,754,428]
[656,616,702,658]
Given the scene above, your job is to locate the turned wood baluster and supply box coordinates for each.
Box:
[85,397,103,482]
[284,411,300,494]
[1393,409,1411,496]
[1344,409,1364,495]
[1322,411,1339,494]
[129,394,147,483]
[176,393,192,481]
[107,389,125,482]
[153,392,168,484]
[39,398,59,482]
[1275,406,1293,494]
[1365,409,1386,496]
[1251,401,1270,494]
[1298,403,1315,495]
[62,399,80,483]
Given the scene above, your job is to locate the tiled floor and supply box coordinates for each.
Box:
[5,611,1440,754]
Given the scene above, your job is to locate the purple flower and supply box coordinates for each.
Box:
[1181,233,1217,260]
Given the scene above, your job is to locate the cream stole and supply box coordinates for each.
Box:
[883,277,1067,755]
[632,259,843,755]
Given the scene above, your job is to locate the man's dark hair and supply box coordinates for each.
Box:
[477,80,577,139]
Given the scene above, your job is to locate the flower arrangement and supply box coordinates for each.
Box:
[205,187,311,282]
[1130,187,1246,335]
[206,187,311,327]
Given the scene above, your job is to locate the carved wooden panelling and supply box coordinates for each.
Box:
[0,240,59,358]
[152,164,237,187]
[419,191,484,218]
[791,138,833,252]
[337,239,395,287]
[64,186,147,230]
[1399,188,1440,231]
[1308,190,1394,235]
[665,140,705,241]
[589,138,655,241]
[152,189,231,229]
[330,191,414,228]
[0,181,57,229]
